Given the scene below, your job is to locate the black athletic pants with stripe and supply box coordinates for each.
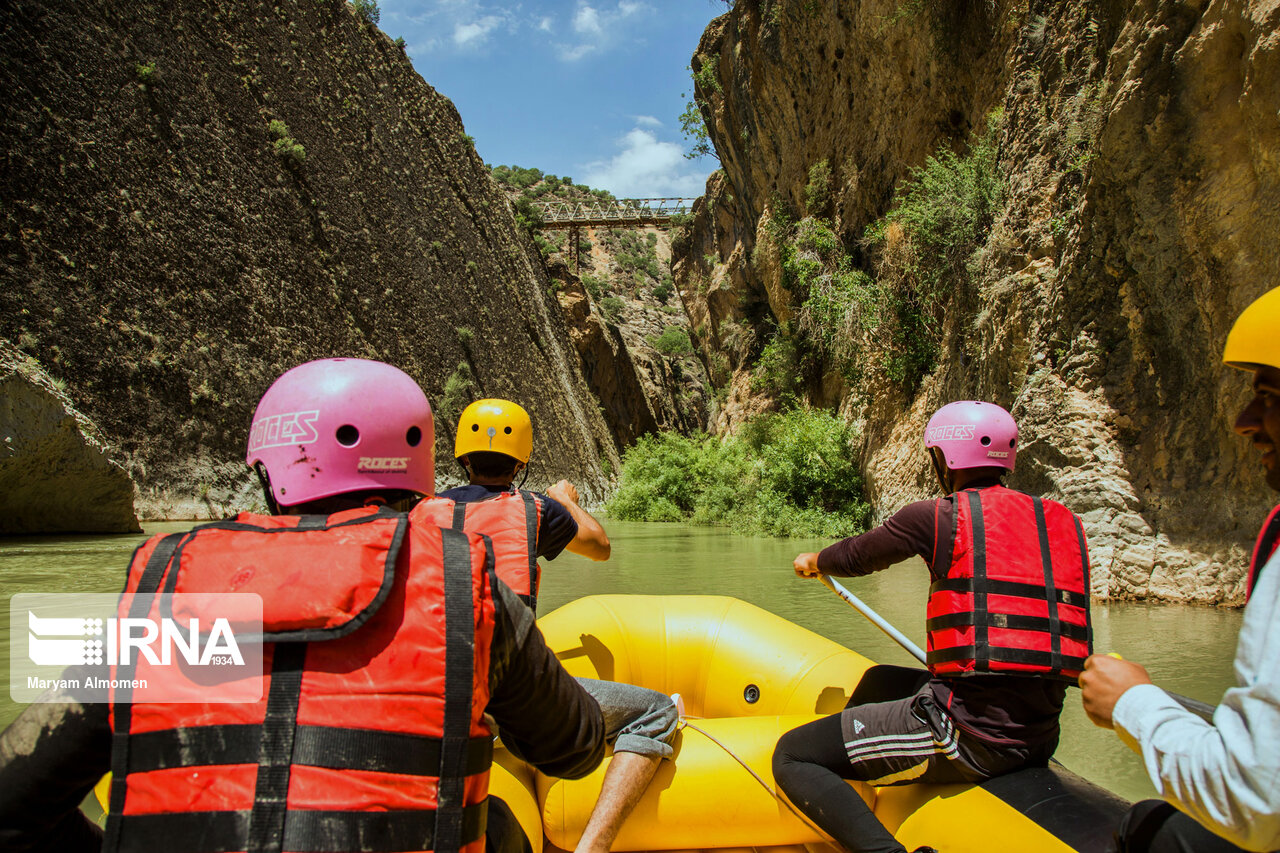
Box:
[772,666,1048,853]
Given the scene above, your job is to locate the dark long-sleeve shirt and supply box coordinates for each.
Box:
[0,577,602,853]
[817,480,1069,753]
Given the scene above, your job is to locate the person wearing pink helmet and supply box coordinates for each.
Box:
[0,358,605,853]
[772,401,1094,853]
[1080,287,1280,853]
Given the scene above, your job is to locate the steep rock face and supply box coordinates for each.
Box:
[676,0,1280,603]
[492,170,713,445]
[548,257,708,451]
[1,0,617,520]
[0,340,140,534]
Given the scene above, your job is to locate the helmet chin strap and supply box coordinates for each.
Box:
[253,462,283,515]
[929,448,953,494]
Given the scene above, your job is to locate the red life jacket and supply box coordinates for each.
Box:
[926,485,1093,682]
[102,505,498,853]
[418,490,543,612]
[1248,504,1280,600]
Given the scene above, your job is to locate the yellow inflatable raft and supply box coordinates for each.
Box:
[490,594,1128,853]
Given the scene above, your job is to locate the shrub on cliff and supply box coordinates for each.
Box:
[650,326,693,356]
[351,0,380,25]
[605,408,870,538]
[267,119,305,164]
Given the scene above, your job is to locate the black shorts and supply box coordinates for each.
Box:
[839,682,1042,786]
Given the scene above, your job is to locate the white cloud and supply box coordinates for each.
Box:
[453,15,502,48]
[633,115,662,128]
[537,16,553,32]
[573,5,603,36]
[555,1,649,62]
[581,127,711,198]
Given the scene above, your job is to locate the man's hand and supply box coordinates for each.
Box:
[547,479,580,507]
[546,479,611,562]
[793,552,821,578]
[1079,653,1153,729]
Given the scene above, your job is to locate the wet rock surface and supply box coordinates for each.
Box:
[0,340,139,534]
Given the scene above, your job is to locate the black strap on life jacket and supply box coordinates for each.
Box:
[1073,512,1095,653]
[114,803,489,853]
[123,723,493,776]
[968,490,991,672]
[246,642,307,853]
[1032,497,1064,676]
[516,489,540,614]
[436,526,480,853]
[103,531,186,853]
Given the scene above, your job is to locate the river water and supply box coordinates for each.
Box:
[0,518,1241,804]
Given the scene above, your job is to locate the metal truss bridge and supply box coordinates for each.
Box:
[531,198,697,270]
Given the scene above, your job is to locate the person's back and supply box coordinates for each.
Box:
[0,360,604,853]
[420,398,674,853]
[775,400,1092,853]
[105,503,500,852]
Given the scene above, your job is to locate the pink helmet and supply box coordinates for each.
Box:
[924,400,1017,472]
[245,358,434,507]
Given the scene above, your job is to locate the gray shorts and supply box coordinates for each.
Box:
[576,676,678,759]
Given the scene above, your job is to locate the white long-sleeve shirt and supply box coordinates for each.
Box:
[1113,546,1280,852]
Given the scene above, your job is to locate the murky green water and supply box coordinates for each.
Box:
[0,519,1241,804]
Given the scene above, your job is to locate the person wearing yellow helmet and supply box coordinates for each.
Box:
[419,398,676,853]
[1081,286,1280,852]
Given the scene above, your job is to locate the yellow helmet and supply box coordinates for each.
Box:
[454,399,533,463]
[1224,286,1280,371]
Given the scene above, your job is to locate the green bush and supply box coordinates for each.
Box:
[582,273,608,300]
[650,326,693,356]
[804,159,832,215]
[867,109,1004,309]
[351,0,380,25]
[605,408,869,537]
[267,120,306,164]
[438,362,478,429]
[751,333,804,401]
[600,295,625,322]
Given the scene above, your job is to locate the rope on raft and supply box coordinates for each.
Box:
[677,717,839,847]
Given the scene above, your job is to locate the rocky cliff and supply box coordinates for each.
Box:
[491,168,713,448]
[0,339,139,534]
[1,0,621,522]
[677,0,1280,603]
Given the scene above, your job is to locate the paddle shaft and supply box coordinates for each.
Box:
[818,574,927,664]
[817,574,1217,722]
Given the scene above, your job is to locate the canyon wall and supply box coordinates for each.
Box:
[0,0,633,522]
[677,0,1280,603]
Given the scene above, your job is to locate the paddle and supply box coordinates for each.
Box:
[818,573,1218,722]
[818,574,927,664]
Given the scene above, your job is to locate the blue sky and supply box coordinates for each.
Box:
[377,1,723,198]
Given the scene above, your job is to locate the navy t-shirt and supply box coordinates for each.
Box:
[437,484,579,560]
